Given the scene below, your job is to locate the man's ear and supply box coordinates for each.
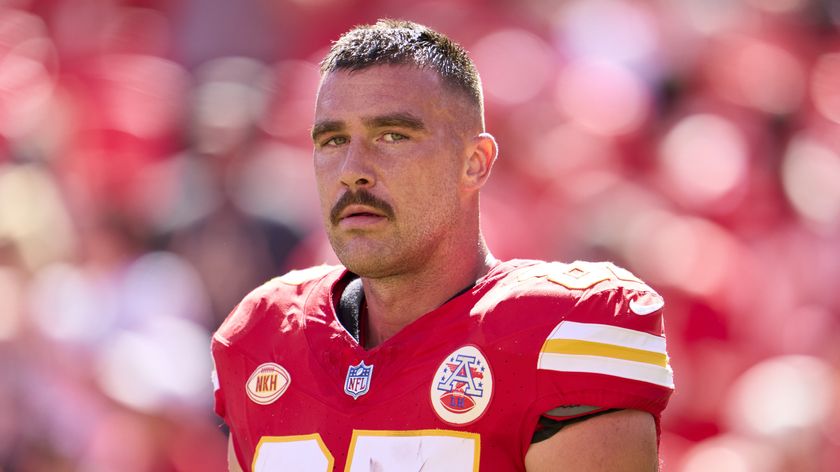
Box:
[463,132,498,191]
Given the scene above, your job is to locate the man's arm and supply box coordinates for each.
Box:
[228,435,244,472]
[524,409,659,471]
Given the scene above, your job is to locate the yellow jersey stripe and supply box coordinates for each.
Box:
[542,339,669,367]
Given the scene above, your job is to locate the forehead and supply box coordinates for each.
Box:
[315,65,452,122]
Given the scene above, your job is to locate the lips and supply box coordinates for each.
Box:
[338,205,387,221]
[329,190,396,226]
[336,205,388,230]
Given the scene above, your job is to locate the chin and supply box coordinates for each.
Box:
[334,245,399,278]
[340,258,395,279]
[330,233,431,279]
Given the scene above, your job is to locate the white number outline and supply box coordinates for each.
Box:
[251,430,480,472]
[251,433,335,472]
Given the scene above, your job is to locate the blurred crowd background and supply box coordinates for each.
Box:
[1,0,839,470]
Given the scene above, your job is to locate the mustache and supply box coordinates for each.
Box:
[329,189,395,226]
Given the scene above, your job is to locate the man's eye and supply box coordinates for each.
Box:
[323,136,348,146]
[382,132,407,143]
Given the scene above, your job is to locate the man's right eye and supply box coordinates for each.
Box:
[323,136,348,147]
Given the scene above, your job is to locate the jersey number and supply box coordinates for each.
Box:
[251,430,480,472]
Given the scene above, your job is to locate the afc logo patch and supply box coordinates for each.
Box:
[344,361,374,399]
[431,345,493,425]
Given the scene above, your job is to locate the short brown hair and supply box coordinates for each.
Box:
[320,19,483,112]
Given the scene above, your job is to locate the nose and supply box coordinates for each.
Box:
[339,141,376,191]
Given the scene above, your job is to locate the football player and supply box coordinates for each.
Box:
[212,19,673,471]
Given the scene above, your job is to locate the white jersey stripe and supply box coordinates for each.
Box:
[538,353,675,388]
[544,321,667,354]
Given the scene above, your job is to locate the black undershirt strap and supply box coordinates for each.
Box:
[337,277,364,342]
[531,409,621,443]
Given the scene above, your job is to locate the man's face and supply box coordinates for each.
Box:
[312,65,469,278]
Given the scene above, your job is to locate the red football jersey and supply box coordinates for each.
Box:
[211,259,674,471]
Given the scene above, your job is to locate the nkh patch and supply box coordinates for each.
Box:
[344,361,374,399]
[431,345,493,425]
[246,362,291,405]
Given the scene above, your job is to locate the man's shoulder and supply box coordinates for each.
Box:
[266,264,344,288]
[212,264,343,347]
[479,259,664,331]
[492,259,658,301]
[487,259,673,392]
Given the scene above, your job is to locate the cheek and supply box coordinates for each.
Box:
[313,159,337,213]
[313,154,332,181]
[398,165,460,215]
[313,152,341,183]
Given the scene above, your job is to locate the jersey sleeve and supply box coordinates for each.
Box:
[211,301,251,422]
[211,344,225,420]
[209,264,340,422]
[532,262,674,422]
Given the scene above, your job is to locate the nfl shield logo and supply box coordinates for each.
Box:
[344,361,374,399]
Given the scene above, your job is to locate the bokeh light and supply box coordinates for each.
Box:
[0,267,22,340]
[95,54,188,138]
[782,135,840,228]
[811,52,840,125]
[672,0,749,36]
[708,36,805,115]
[680,434,782,472]
[471,28,555,106]
[658,114,749,208]
[29,263,110,343]
[556,60,650,135]
[0,8,56,139]
[744,0,807,13]
[97,316,212,412]
[192,56,268,154]
[259,59,321,141]
[554,0,657,65]
[620,210,739,296]
[726,355,835,437]
[0,165,75,269]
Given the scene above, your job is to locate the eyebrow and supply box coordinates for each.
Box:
[311,120,344,142]
[311,112,426,143]
[363,113,426,131]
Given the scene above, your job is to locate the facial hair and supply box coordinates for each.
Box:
[329,189,396,226]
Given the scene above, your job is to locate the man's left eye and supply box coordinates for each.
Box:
[382,132,407,143]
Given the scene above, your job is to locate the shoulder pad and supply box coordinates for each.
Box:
[547,261,651,292]
[214,264,341,346]
[270,264,339,286]
[511,260,653,294]
[533,262,672,388]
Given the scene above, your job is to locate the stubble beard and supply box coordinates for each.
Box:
[328,229,413,279]
[328,218,453,280]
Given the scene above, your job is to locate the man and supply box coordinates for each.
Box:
[212,19,673,471]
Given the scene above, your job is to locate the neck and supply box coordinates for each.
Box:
[361,236,496,349]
